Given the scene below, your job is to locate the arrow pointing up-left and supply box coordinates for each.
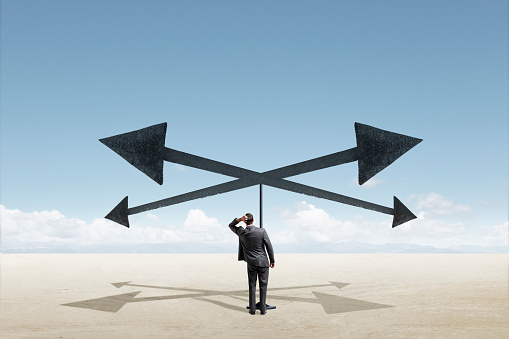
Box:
[99,123,167,185]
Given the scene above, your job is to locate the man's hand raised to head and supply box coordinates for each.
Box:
[238,216,247,222]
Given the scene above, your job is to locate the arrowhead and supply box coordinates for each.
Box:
[392,196,417,227]
[105,196,130,228]
[355,123,422,185]
[99,123,167,185]
[329,282,350,290]
[312,291,393,314]
[62,291,141,313]
[111,281,132,288]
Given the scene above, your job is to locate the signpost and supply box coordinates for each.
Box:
[100,122,422,228]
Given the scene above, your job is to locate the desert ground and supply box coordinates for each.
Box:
[0,253,507,338]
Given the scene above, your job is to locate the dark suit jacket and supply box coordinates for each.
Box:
[229,218,275,267]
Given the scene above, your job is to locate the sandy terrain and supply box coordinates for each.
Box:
[0,253,507,338]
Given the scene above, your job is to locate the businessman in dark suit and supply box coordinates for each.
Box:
[229,213,275,315]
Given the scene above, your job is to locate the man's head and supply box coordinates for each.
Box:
[245,213,254,226]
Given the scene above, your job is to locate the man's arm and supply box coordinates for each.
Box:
[228,216,246,236]
[263,229,275,268]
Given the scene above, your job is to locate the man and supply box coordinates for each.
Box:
[229,213,275,315]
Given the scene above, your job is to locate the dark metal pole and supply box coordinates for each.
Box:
[259,184,263,228]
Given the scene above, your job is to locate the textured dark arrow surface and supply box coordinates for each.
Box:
[99,122,421,186]
[100,123,167,185]
[100,122,421,228]
[62,281,393,314]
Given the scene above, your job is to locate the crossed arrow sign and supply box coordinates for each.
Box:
[62,281,393,314]
[100,122,422,228]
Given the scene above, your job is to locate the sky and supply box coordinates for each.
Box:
[1,0,507,253]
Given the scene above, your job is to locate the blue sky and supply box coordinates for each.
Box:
[1,0,507,252]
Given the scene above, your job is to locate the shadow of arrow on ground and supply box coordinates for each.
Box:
[62,281,393,314]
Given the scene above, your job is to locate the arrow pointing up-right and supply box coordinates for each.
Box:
[355,123,422,185]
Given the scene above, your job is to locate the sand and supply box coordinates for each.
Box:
[0,253,507,338]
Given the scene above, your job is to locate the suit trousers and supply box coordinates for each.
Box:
[247,263,269,313]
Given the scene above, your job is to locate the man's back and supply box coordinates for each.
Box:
[228,219,275,267]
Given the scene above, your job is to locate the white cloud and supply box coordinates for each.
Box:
[483,221,509,246]
[409,193,470,216]
[276,201,388,244]
[409,211,467,235]
[1,195,506,252]
[147,213,160,221]
[184,209,221,232]
[273,196,507,249]
[0,205,234,252]
[183,209,232,242]
[1,206,84,244]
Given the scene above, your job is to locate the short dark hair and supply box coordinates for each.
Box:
[245,213,254,225]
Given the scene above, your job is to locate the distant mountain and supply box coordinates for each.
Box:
[2,242,507,253]
[328,242,460,253]
[261,241,507,254]
[445,245,508,254]
[330,242,508,253]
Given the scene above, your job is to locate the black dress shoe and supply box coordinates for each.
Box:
[246,303,276,310]
[249,311,255,315]
[260,311,266,315]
